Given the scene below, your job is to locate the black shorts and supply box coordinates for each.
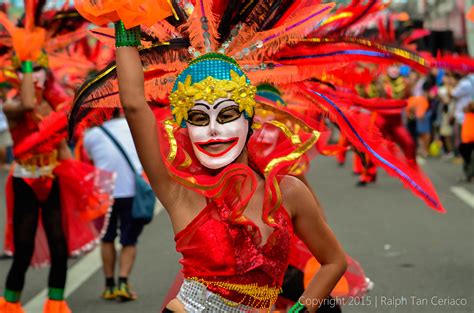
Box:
[102,197,145,246]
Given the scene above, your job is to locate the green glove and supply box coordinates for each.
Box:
[21,60,33,73]
[288,301,309,313]
[115,21,141,47]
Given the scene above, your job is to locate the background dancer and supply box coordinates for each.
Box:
[1,62,72,313]
[0,2,114,312]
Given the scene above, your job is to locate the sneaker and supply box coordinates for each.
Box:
[452,157,463,165]
[441,152,454,160]
[101,287,117,300]
[115,283,137,302]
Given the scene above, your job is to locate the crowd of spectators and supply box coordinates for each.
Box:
[406,68,474,182]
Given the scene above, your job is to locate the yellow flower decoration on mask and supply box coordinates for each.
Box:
[170,70,256,126]
[230,70,256,118]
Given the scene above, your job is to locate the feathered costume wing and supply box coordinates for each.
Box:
[68,0,453,305]
[69,0,444,213]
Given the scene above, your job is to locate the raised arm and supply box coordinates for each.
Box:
[3,65,35,120]
[115,44,177,206]
[20,65,36,111]
[282,176,347,312]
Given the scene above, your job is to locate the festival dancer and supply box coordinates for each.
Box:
[0,63,71,313]
[71,1,354,311]
[0,63,113,313]
[0,3,114,313]
[117,23,348,313]
[117,30,349,313]
[349,79,381,186]
[70,1,446,311]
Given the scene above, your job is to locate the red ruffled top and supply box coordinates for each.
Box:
[4,105,114,268]
[10,110,69,161]
[175,199,293,306]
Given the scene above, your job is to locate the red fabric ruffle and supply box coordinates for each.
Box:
[3,160,115,267]
[0,297,25,313]
[289,238,370,299]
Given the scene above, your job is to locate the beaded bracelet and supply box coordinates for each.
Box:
[114,21,141,47]
[288,302,309,313]
[21,60,33,73]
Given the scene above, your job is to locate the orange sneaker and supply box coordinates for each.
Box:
[0,297,25,313]
[42,299,72,313]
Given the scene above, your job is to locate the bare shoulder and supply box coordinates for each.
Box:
[279,175,313,217]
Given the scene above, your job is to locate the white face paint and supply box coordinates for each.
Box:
[186,98,249,169]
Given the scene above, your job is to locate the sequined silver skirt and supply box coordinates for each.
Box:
[176,278,255,312]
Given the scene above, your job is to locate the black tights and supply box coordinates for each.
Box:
[459,143,474,180]
[5,177,68,292]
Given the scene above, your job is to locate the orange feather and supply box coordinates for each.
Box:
[228,3,334,60]
[183,0,219,53]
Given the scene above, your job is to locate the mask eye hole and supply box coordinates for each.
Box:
[217,106,242,124]
[187,110,210,126]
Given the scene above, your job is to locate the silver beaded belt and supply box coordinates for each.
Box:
[177,278,255,312]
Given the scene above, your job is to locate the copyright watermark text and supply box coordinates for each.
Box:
[298,295,469,309]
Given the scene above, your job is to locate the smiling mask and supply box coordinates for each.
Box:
[170,53,256,169]
[186,99,249,169]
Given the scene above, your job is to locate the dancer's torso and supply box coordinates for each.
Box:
[9,99,52,145]
[174,188,293,308]
[9,100,58,179]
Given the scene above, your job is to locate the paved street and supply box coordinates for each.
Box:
[0,154,473,313]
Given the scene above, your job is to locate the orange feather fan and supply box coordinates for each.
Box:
[75,0,173,29]
[0,11,45,61]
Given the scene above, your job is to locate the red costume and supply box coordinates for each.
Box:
[176,200,292,308]
[0,2,114,311]
[4,109,114,266]
[69,0,446,311]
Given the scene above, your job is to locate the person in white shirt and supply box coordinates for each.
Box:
[84,114,145,302]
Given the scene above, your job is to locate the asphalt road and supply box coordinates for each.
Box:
[0,154,473,313]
